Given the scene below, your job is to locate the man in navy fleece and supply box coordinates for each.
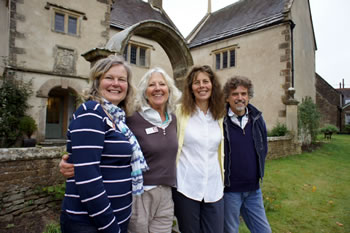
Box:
[223,76,271,233]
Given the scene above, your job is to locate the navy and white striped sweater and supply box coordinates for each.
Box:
[62,101,132,233]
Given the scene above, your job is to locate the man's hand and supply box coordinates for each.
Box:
[59,154,74,178]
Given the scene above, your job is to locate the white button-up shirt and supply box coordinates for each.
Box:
[176,108,223,202]
[228,107,249,129]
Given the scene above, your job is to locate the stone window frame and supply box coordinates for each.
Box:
[45,2,87,37]
[212,45,237,70]
[345,112,350,125]
[123,40,153,68]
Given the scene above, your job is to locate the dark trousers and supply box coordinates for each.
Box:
[172,189,224,233]
[60,212,98,233]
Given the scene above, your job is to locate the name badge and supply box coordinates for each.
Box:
[145,127,158,135]
[106,118,115,129]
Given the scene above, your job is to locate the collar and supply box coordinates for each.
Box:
[227,107,249,129]
[195,105,213,119]
[139,105,172,128]
[228,107,249,118]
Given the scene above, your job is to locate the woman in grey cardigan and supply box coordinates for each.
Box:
[126,67,181,232]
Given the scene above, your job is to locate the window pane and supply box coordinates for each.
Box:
[139,47,146,66]
[130,45,137,64]
[47,97,61,124]
[68,16,77,34]
[230,49,236,67]
[216,53,221,70]
[123,45,128,61]
[223,51,228,69]
[55,13,65,32]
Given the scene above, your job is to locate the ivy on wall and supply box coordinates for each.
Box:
[0,76,32,147]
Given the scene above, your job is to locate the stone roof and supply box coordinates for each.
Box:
[188,0,291,48]
[110,0,179,32]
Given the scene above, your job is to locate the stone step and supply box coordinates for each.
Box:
[39,139,66,147]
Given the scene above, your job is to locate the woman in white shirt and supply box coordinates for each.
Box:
[174,65,225,233]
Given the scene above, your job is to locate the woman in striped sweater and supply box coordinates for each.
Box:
[60,55,148,233]
[60,67,181,232]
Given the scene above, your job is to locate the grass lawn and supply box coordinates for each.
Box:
[239,134,350,233]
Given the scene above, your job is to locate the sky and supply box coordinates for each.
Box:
[155,0,350,89]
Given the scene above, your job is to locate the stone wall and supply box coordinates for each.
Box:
[267,136,301,160]
[0,146,65,233]
[0,138,300,232]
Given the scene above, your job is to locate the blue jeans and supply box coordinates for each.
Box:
[224,189,271,233]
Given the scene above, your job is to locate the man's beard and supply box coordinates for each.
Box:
[234,100,246,112]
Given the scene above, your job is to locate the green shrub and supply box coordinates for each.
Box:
[298,96,320,145]
[268,122,288,137]
[344,124,350,134]
[0,77,32,147]
[319,124,339,134]
[19,115,37,138]
[41,183,66,200]
[42,222,61,233]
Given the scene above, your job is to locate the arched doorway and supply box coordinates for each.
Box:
[45,87,77,139]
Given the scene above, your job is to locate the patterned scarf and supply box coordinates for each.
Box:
[102,99,149,195]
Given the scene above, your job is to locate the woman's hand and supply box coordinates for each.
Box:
[59,154,74,178]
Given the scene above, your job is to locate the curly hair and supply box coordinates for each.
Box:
[223,76,254,101]
[181,65,224,120]
[85,55,135,115]
[133,67,182,113]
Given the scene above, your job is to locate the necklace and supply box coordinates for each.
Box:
[161,112,168,136]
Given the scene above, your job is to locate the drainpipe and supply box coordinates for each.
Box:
[289,20,295,88]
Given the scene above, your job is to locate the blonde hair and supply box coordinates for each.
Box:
[85,55,135,115]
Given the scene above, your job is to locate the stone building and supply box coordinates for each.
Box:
[1,0,113,142]
[187,0,316,132]
[0,0,317,143]
[315,73,342,128]
[0,0,179,142]
[336,83,350,130]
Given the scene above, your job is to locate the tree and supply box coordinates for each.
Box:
[298,96,320,145]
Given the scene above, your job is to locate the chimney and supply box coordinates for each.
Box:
[148,0,162,9]
[343,78,345,88]
[208,0,212,13]
[340,82,342,89]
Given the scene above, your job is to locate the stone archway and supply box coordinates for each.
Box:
[36,78,83,98]
[83,20,193,88]
[36,78,83,141]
